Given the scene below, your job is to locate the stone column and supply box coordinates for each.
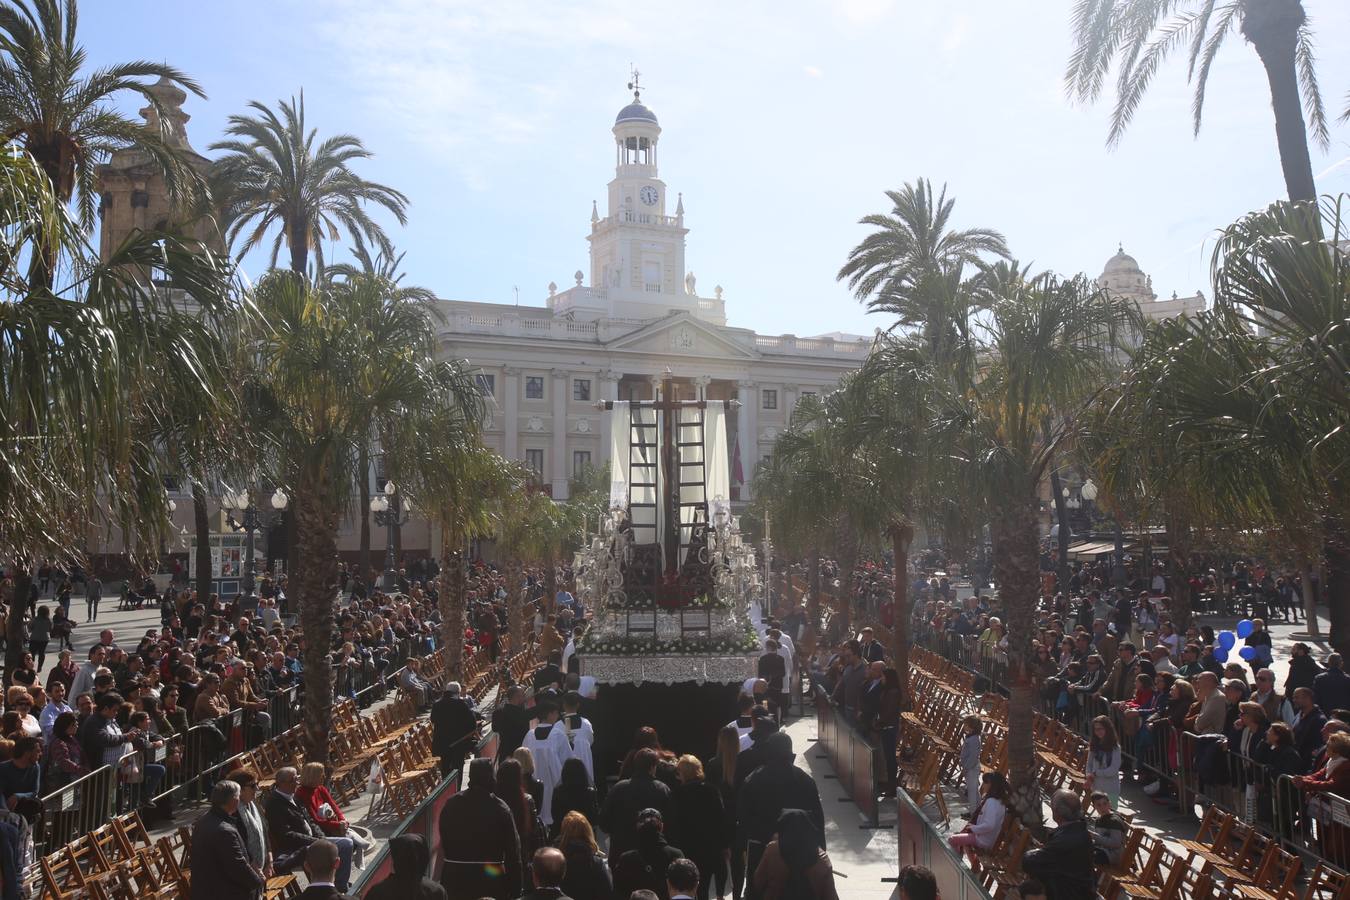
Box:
[551,369,570,500]
[503,367,520,460]
[737,379,757,501]
[784,383,799,424]
[691,375,712,400]
[598,370,620,467]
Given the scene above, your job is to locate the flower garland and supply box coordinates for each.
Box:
[578,621,759,657]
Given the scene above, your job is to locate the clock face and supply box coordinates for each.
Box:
[639,186,659,206]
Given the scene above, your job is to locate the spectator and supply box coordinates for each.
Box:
[669,755,727,900]
[666,858,701,900]
[190,780,264,900]
[300,839,354,900]
[603,748,673,865]
[896,864,937,900]
[551,757,599,838]
[297,762,374,863]
[1284,643,1323,696]
[518,846,572,900]
[1021,790,1095,900]
[1251,669,1294,725]
[266,767,356,894]
[431,682,479,777]
[365,834,446,900]
[612,808,684,900]
[438,757,521,900]
[1086,791,1128,865]
[949,771,1008,859]
[1314,655,1350,715]
[231,770,271,883]
[1085,716,1122,808]
[1291,687,1329,772]
[554,811,611,900]
[1186,672,1227,735]
[44,712,86,791]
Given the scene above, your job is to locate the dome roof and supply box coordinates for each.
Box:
[615,101,658,126]
[1103,246,1142,275]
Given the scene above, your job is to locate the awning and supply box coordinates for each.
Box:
[1065,541,1119,559]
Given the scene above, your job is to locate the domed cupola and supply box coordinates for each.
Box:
[1098,244,1156,302]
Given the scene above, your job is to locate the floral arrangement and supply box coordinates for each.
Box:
[578,621,760,657]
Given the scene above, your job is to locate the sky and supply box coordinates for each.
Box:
[84,1,1350,339]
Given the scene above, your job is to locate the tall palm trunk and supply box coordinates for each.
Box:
[296,466,339,763]
[991,499,1043,826]
[440,545,466,680]
[288,222,308,275]
[1243,2,1317,203]
[1166,509,1192,630]
[1298,558,1319,635]
[358,444,371,576]
[192,484,213,602]
[5,566,30,685]
[1323,501,1350,656]
[889,523,915,701]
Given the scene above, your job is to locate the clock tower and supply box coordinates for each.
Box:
[588,77,692,317]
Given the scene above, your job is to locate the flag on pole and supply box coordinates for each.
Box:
[732,434,744,485]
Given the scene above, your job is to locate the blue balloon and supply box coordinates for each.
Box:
[1236,619,1255,639]
[1213,647,1229,663]
[1239,646,1258,661]
[1218,631,1236,650]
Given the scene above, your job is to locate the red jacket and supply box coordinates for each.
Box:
[1299,760,1350,795]
[295,783,347,835]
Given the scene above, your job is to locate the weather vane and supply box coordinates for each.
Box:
[627,65,643,101]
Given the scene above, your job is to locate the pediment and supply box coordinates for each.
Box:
[605,313,760,360]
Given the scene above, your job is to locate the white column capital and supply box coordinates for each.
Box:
[550,368,570,381]
[598,369,621,384]
[503,366,522,378]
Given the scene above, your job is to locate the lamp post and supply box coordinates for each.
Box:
[371,480,410,591]
[223,487,289,598]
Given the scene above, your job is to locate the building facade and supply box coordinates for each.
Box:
[433,88,871,504]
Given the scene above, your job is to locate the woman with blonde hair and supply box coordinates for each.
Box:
[672,753,728,900]
[555,810,611,899]
[296,761,375,862]
[512,745,545,813]
[707,724,742,899]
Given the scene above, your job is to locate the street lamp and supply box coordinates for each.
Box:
[224,486,289,598]
[371,480,409,591]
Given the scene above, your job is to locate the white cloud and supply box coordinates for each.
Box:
[942,14,971,56]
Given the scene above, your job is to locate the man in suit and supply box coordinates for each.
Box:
[190,780,264,900]
[858,627,885,664]
[831,640,866,719]
[299,840,354,900]
[431,682,479,777]
[518,847,572,900]
[265,767,355,893]
[858,661,886,730]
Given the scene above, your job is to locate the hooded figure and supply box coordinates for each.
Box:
[751,809,840,900]
[367,834,446,900]
[737,733,825,899]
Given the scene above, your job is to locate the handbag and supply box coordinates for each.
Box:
[118,743,144,784]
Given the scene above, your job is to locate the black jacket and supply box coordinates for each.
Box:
[551,782,600,835]
[611,833,684,900]
[263,790,322,867]
[438,785,522,900]
[518,889,573,900]
[366,834,447,900]
[1284,655,1324,696]
[431,695,478,759]
[190,807,265,900]
[601,773,672,862]
[671,779,728,861]
[559,841,611,900]
[757,653,786,692]
[491,703,532,761]
[1021,819,1096,900]
[1314,669,1350,716]
[737,761,825,851]
[297,888,354,900]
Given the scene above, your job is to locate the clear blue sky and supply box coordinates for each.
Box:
[85,1,1350,338]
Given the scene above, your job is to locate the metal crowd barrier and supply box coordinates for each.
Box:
[893,769,995,899]
[812,686,883,828]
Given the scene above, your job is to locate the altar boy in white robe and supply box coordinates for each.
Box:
[560,690,595,784]
[522,700,572,826]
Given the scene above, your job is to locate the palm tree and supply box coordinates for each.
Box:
[1105,198,1350,651]
[0,146,236,679]
[1065,0,1329,202]
[0,0,205,232]
[326,247,439,579]
[838,179,1009,349]
[211,94,407,275]
[494,487,561,653]
[925,273,1139,822]
[242,271,480,759]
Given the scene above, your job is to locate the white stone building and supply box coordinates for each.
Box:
[434,89,871,505]
[1097,245,1206,325]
